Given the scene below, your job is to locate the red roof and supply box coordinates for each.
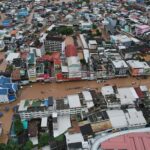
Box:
[134,87,144,98]
[101,132,150,150]
[38,74,50,79]
[65,45,77,57]
[56,73,63,80]
[37,52,60,62]
[54,60,61,65]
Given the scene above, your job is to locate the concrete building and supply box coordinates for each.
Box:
[44,35,65,53]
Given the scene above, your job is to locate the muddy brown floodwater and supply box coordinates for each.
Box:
[0,77,150,143]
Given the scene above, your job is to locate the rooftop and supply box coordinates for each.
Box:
[67,94,81,108]
[101,132,150,150]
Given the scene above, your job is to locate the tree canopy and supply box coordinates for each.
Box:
[59,27,74,35]
[14,118,24,135]
[23,140,33,150]
[39,133,50,147]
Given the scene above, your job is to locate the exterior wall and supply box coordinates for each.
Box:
[130,68,150,76]
[114,68,128,77]
[0,95,9,103]
[44,40,64,52]
[19,107,85,120]
[28,67,37,82]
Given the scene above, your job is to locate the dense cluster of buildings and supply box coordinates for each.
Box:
[0,0,149,91]
[0,0,150,149]
[15,84,150,149]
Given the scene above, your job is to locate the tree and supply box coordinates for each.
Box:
[0,143,6,150]
[92,24,97,30]
[14,119,24,135]
[6,140,20,150]
[23,140,33,150]
[96,29,102,36]
[59,27,74,35]
[39,133,50,147]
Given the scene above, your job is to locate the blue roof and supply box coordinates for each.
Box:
[8,95,16,102]
[44,99,49,107]
[0,76,18,101]
[0,76,11,85]
[0,88,8,95]
[18,8,29,17]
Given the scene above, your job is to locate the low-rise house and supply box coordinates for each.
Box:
[110,34,133,47]
[28,119,39,145]
[111,60,129,77]
[65,131,89,150]
[80,22,92,31]
[88,40,97,50]
[127,60,150,76]
[101,86,121,109]
[0,76,18,103]
[41,117,48,132]
[106,108,147,130]
[117,87,139,107]
[3,35,15,45]
[6,53,20,64]
[53,113,71,138]
[135,24,150,36]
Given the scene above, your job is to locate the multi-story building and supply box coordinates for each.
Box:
[44,35,65,53]
[27,52,36,82]
[18,97,54,120]
[18,94,88,120]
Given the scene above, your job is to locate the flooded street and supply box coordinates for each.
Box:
[0,77,150,143]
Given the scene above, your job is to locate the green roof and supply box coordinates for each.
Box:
[32,100,41,107]
[24,100,29,107]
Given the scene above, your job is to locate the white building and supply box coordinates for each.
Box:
[82,91,94,109]
[107,108,147,130]
[117,87,139,106]
[6,52,20,63]
[88,40,97,50]
[67,57,81,78]
[18,98,54,120]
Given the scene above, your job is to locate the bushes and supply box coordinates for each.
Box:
[39,133,50,148]
[59,27,74,35]
[14,118,24,136]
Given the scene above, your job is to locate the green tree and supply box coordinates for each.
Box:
[39,133,50,148]
[0,143,6,150]
[59,27,74,35]
[14,119,24,135]
[23,140,33,150]
[96,29,102,36]
[6,140,19,150]
[92,24,97,30]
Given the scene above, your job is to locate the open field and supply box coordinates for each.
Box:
[0,77,150,143]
